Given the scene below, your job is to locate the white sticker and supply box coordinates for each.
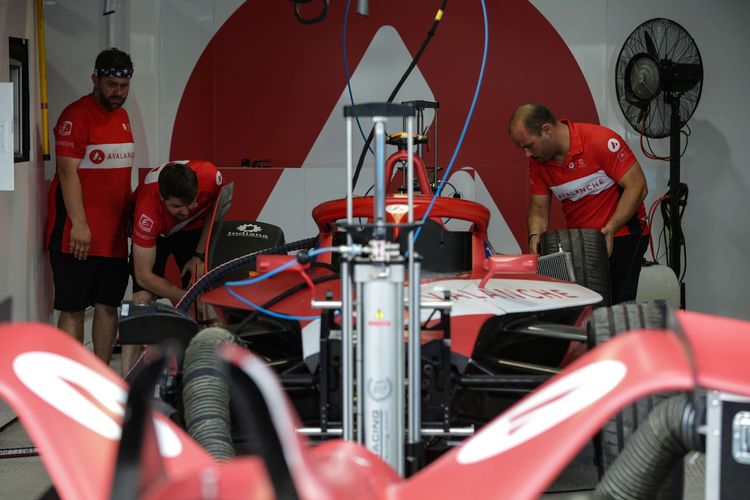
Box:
[607,138,621,152]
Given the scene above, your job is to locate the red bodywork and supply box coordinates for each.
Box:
[1,310,749,499]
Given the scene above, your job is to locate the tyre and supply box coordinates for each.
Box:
[182,327,236,460]
[540,228,611,306]
[588,302,683,496]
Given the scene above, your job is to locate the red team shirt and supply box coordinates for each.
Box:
[528,119,647,237]
[131,160,223,248]
[46,94,134,258]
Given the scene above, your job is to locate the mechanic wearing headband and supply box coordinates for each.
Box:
[45,48,135,365]
[508,103,649,303]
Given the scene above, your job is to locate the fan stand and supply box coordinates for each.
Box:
[666,92,687,308]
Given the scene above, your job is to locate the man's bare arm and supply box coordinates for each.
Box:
[132,243,186,303]
[57,156,90,260]
[601,162,648,255]
[527,194,551,254]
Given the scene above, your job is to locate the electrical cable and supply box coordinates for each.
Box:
[413,0,488,243]
[294,0,329,25]
[225,246,338,321]
[351,0,448,191]
[343,0,373,155]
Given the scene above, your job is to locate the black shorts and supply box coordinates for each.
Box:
[610,233,649,304]
[49,251,129,311]
[130,228,202,294]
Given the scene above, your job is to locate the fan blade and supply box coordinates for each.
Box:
[644,31,658,59]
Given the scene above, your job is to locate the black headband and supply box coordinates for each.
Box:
[95,67,133,78]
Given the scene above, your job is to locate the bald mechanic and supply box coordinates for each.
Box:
[46,48,134,364]
[122,160,223,372]
[508,104,649,303]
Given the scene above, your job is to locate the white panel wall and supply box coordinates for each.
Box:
[533,0,750,320]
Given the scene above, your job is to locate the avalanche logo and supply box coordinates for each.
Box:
[607,138,621,152]
[89,149,105,164]
[59,120,73,136]
[138,214,154,233]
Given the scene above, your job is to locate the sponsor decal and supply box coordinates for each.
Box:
[549,170,615,202]
[105,151,135,160]
[138,214,154,233]
[227,223,269,239]
[456,360,627,464]
[617,150,627,162]
[13,352,182,457]
[59,120,73,136]
[385,204,409,215]
[607,138,621,152]
[577,158,586,167]
[56,140,75,148]
[216,171,223,186]
[424,287,578,302]
[89,149,105,164]
[366,378,393,401]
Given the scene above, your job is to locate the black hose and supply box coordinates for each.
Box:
[351,0,449,190]
[177,237,319,312]
[594,394,704,500]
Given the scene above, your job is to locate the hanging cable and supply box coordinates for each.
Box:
[343,0,373,155]
[294,0,329,25]
[413,0,488,243]
[351,0,449,191]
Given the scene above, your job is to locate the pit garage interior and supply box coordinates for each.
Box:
[1,1,750,499]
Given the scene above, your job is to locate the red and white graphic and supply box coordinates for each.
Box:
[607,138,621,152]
[59,120,73,136]
[456,359,627,464]
[170,1,599,248]
[89,149,105,164]
[138,214,154,233]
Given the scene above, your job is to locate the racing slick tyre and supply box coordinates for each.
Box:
[588,302,683,497]
[540,228,611,306]
[183,327,236,460]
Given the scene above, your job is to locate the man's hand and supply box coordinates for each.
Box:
[180,256,204,284]
[528,234,541,255]
[69,222,91,260]
[600,225,615,256]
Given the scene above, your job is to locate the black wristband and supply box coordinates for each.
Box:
[193,251,205,261]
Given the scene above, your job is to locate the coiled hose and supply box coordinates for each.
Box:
[182,327,236,460]
[594,394,704,499]
[176,236,319,312]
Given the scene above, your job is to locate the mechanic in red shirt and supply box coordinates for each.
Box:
[45,48,134,364]
[122,160,222,370]
[508,104,649,303]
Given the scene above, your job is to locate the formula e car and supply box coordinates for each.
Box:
[115,110,625,476]
[1,304,748,499]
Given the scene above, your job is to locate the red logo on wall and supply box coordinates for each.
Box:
[89,149,105,164]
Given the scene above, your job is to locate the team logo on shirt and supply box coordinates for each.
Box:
[59,121,73,136]
[122,122,129,131]
[215,171,223,186]
[89,149,105,164]
[138,214,155,233]
[607,138,621,152]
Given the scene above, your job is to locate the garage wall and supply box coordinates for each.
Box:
[0,0,52,325]
[39,0,750,320]
[532,0,750,318]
